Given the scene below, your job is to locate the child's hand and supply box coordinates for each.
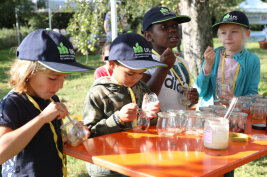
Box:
[118,103,138,122]
[160,48,176,69]
[144,101,160,119]
[142,93,160,119]
[39,102,69,123]
[203,46,216,74]
[187,88,199,105]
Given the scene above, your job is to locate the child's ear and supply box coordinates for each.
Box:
[144,31,153,43]
[108,61,115,70]
[246,29,251,38]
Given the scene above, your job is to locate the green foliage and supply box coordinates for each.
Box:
[28,12,49,29]
[66,0,169,55]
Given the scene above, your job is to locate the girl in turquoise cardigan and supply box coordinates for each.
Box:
[195,11,260,107]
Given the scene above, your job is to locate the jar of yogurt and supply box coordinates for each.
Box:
[204,117,229,150]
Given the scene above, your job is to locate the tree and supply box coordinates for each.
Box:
[179,0,213,79]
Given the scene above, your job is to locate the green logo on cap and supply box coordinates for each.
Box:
[57,42,69,55]
[160,8,169,14]
[133,43,143,53]
[223,14,230,19]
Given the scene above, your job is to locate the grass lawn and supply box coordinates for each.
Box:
[0,39,266,177]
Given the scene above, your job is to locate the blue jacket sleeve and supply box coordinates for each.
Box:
[244,55,261,96]
[194,61,212,98]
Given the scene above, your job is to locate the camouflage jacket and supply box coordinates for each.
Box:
[83,77,157,137]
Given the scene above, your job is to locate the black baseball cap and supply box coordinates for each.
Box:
[108,33,167,70]
[142,7,191,33]
[212,11,250,31]
[16,29,94,73]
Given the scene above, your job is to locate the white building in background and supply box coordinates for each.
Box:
[239,0,267,24]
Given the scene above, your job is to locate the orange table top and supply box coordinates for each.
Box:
[64,116,267,177]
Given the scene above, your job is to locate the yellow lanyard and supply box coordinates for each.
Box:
[111,77,137,126]
[221,51,240,92]
[152,49,191,87]
[25,93,67,177]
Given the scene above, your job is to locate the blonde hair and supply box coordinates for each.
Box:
[8,59,48,94]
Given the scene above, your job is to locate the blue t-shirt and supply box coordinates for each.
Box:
[0,91,63,177]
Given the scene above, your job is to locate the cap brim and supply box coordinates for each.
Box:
[152,15,191,25]
[212,21,249,31]
[117,60,167,70]
[39,61,95,73]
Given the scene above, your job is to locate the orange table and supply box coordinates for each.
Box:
[64,116,267,177]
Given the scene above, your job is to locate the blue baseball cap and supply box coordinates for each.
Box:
[212,11,250,31]
[16,29,94,73]
[142,7,191,33]
[108,33,167,70]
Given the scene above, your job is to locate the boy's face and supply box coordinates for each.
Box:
[112,63,146,87]
[145,19,180,50]
[218,23,250,53]
[27,70,67,100]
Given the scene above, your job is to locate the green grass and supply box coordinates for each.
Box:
[0,39,266,176]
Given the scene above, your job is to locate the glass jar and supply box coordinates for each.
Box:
[157,112,177,137]
[250,103,266,121]
[133,108,150,132]
[204,118,229,150]
[60,118,88,146]
[166,109,187,135]
[229,112,248,133]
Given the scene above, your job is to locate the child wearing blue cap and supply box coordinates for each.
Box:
[83,33,166,177]
[142,7,199,111]
[195,11,260,107]
[0,29,93,177]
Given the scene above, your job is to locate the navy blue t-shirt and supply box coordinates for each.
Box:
[0,91,63,177]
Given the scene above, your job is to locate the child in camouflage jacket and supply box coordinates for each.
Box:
[82,33,166,177]
[83,33,166,138]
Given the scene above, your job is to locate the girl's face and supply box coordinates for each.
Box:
[27,70,67,100]
[218,23,250,54]
[146,19,180,53]
[112,64,146,87]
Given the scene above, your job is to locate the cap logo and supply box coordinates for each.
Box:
[223,13,237,22]
[57,42,75,61]
[160,8,175,16]
[132,42,151,59]
[57,42,69,55]
[133,43,143,53]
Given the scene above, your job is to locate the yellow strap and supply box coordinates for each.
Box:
[25,93,67,177]
[152,49,191,109]
[127,87,136,104]
[111,77,137,126]
[221,51,240,92]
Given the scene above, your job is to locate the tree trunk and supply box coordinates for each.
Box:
[179,0,213,81]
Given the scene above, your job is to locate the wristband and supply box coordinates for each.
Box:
[113,113,125,128]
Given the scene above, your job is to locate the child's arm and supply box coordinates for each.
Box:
[195,47,216,97]
[142,48,175,95]
[203,46,216,75]
[0,102,68,164]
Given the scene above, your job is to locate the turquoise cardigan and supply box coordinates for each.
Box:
[195,46,261,107]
